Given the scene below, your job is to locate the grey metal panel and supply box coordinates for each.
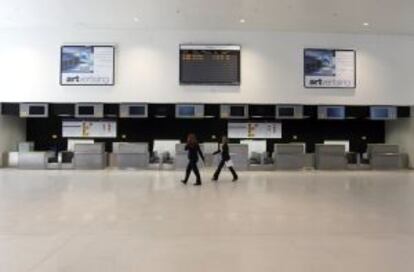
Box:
[275,154,306,170]
[273,144,306,170]
[370,154,401,170]
[316,155,347,170]
[113,142,148,154]
[315,144,347,170]
[367,144,399,156]
[228,144,249,170]
[74,154,107,169]
[74,143,105,154]
[274,144,304,154]
[114,153,149,169]
[315,144,346,155]
[18,152,52,169]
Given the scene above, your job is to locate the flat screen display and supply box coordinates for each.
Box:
[278,107,295,117]
[230,106,245,117]
[304,49,356,88]
[78,106,94,115]
[178,106,196,117]
[29,106,45,115]
[370,107,396,120]
[372,108,389,118]
[327,107,345,118]
[60,45,115,86]
[180,45,241,85]
[129,106,145,116]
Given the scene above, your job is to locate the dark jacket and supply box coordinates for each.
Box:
[213,143,231,161]
[185,144,205,162]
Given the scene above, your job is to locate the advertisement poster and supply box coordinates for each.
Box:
[304,49,356,88]
[62,121,117,138]
[60,45,115,86]
[228,123,282,139]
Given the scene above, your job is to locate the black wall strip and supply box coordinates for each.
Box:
[26,116,385,154]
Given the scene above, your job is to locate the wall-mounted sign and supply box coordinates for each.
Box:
[228,122,282,139]
[180,44,241,85]
[62,121,117,138]
[304,49,356,88]
[60,45,115,86]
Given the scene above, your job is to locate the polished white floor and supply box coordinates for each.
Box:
[0,169,414,272]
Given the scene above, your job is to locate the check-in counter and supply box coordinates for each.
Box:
[74,143,107,170]
[112,142,149,169]
[367,144,407,170]
[174,144,205,170]
[228,144,249,171]
[315,144,347,170]
[18,151,54,169]
[18,142,34,152]
[274,144,306,170]
[174,143,218,170]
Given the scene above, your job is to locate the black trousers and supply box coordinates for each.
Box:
[184,161,201,183]
[213,159,238,180]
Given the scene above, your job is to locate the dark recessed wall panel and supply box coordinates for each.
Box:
[249,105,275,118]
[346,106,369,119]
[1,103,20,116]
[397,107,411,118]
[26,115,385,155]
[50,104,75,116]
[104,104,119,116]
[204,104,220,118]
[149,104,175,119]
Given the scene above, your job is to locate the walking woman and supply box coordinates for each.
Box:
[212,136,238,182]
[181,133,205,186]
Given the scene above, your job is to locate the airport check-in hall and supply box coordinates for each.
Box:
[1,1,414,271]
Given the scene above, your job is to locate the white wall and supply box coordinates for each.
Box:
[1,29,414,105]
[0,115,26,167]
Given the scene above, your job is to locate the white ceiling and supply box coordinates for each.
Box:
[0,0,414,35]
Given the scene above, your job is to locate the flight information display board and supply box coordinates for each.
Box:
[180,45,241,85]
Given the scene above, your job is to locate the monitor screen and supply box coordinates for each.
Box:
[129,106,145,116]
[78,106,94,115]
[178,106,195,117]
[180,45,241,85]
[327,107,344,118]
[371,108,390,118]
[230,106,245,117]
[278,107,295,117]
[29,106,45,115]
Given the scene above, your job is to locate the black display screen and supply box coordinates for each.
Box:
[230,106,245,117]
[29,106,45,115]
[178,106,195,117]
[371,108,389,118]
[327,107,345,118]
[78,106,94,115]
[180,46,240,85]
[129,106,145,116]
[278,108,295,117]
